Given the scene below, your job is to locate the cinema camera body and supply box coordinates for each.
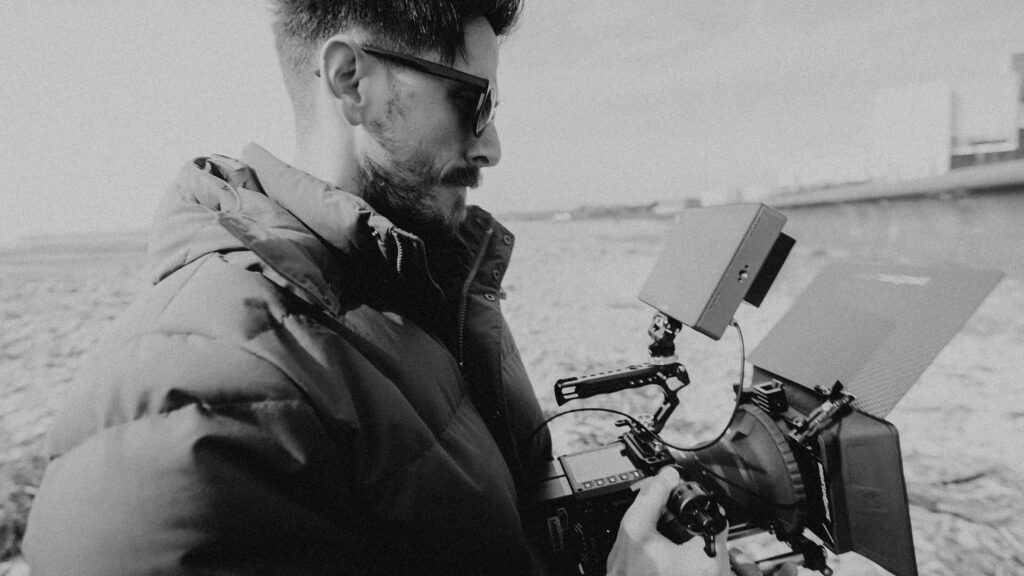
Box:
[531,203,1002,576]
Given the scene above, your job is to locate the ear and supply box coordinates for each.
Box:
[318,36,371,126]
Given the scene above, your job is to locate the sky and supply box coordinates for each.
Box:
[2,1,1023,244]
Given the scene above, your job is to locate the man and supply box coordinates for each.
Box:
[24,1,734,574]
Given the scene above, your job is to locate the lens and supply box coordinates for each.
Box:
[475,87,495,137]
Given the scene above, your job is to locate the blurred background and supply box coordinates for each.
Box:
[3,2,1024,575]
[2,1,1024,241]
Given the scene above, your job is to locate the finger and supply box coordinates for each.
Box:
[729,549,762,576]
[628,464,678,492]
[622,466,680,529]
[713,530,730,575]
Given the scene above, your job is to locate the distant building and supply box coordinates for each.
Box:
[771,52,1024,205]
[651,198,701,217]
[873,55,1023,177]
[950,54,1024,169]
[778,155,873,191]
[770,52,1024,207]
[569,202,658,220]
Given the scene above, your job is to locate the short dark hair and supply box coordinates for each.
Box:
[272,0,523,73]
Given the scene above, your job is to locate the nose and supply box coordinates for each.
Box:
[467,123,501,168]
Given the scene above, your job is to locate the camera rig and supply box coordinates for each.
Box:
[534,311,847,575]
[531,204,1003,576]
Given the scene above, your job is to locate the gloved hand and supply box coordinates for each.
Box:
[605,467,731,576]
[728,550,800,576]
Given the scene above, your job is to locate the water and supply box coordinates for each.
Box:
[779,191,1024,278]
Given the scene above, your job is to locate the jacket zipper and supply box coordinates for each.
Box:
[391,228,445,298]
[457,226,494,368]
[392,230,404,275]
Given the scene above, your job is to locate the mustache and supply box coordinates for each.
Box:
[439,165,481,188]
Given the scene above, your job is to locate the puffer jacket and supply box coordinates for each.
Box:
[23,144,553,575]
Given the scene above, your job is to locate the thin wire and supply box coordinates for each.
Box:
[658,321,803,509]
[528,322,802,510]
[526,407,643,445]
[662,319,746,452]
[529,321,747,450]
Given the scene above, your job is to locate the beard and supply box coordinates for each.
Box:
[359,150,476,311]
[358,151,479,241]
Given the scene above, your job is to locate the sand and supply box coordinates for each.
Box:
[2,197,1023,574]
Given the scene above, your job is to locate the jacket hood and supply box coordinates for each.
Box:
[148,143,455,314]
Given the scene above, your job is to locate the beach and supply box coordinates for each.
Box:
[2,195,1023,574]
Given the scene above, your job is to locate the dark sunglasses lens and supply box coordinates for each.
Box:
[475,88,494,136]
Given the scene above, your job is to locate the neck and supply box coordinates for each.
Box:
[292,122,362,194]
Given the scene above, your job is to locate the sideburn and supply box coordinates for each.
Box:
[358,70,462,238]
[366,70,408,152]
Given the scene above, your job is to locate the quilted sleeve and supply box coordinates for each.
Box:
[23,391,372,576]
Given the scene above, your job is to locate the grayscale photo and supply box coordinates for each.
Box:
[2,2,1023,575]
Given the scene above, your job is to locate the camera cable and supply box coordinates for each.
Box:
[657,319,746,453]
[528,320,803,512]
[527,407,643,445]
[526,320,746,454]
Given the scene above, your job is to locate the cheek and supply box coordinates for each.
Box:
[398,88,465,145]
[369,85,464,166]
[365,105,417,165]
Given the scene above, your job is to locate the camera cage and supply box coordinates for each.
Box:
[533,203,1003,576]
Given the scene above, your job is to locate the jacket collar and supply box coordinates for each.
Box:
[238,144,514,289]
[149,143,511,316]
[239,143,395,260]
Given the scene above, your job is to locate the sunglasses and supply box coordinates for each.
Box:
[317,44,496,138]
[364,45,497,138]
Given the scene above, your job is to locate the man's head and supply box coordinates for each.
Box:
[270,0,522,237]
